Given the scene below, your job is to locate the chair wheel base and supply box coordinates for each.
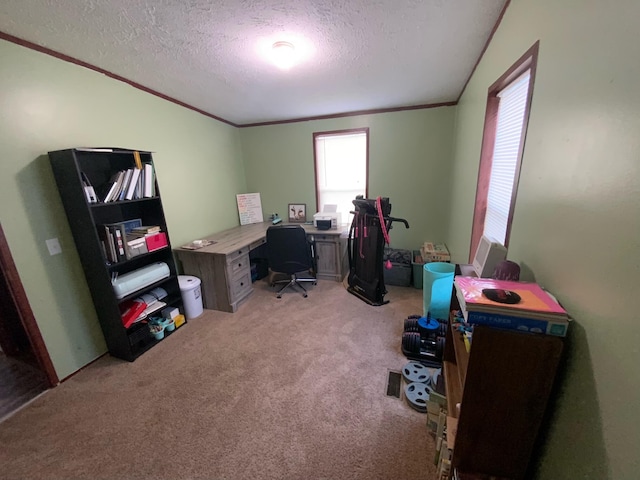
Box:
[271,274,315,298]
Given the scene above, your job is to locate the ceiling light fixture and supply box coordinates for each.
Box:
[271,41,296,70]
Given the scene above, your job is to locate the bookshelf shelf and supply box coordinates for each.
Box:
[105,246,170,270]
[442,360,461,421]
[48,147,186,362]
[89,196,161,208]
[444,316,563,479]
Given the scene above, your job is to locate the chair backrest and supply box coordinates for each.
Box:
[266,225,313,275]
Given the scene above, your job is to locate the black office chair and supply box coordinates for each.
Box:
[266,224,316,298]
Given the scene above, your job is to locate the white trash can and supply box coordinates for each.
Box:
[178,275,203,319]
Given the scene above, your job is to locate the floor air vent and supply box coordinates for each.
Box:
[386,370,402,398]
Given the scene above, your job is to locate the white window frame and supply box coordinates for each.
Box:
[313,129,369,221]
[470,42,538,260]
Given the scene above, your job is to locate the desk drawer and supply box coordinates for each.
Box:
[313,234,339,243]
[226,246,250,265]
[226,253,250,277]
[228,269,252,303]
[249,237,266,251]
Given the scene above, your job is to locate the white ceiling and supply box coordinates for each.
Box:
[0,0,507,126]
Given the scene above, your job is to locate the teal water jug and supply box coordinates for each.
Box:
[423,262,455,321]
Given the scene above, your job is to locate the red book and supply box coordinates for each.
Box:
[120,300,147,328]
[145,232,168,252]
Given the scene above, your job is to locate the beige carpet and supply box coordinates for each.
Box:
[0,279,437,480]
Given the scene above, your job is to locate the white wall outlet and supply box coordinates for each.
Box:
[46,238,62,256]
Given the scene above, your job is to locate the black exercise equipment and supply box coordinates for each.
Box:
[403,314,422,330]
[404,382,431,413]
[402,332,445,366]
[401,314,446,367]
[346,196,409,306]
[404,314,447,337]
[401,361,431,383]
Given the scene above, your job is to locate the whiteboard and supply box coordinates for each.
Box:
[236,193,264,225]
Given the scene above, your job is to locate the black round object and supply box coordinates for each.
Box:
[402,332,421,354]
[402,361,430,383]
[404,382,431,412]
[404,317,419,332]
[402,331,446,361]
[417,316,440,336]
[482,288,522,304]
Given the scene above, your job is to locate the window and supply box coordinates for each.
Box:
[470,42,538,260]
[313,129,369,222]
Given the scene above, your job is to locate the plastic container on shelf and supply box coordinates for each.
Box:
[149,324,165,340]
[178,275,203,319]
[423,262,455,321]
[160,317,175,332]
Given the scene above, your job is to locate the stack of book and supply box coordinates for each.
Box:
[98,220,168,264]
[118,287,169,328]
[130,225,168,252]
[99,219,142,264]
[100,163,155,203]
[454,276,570,337]
[119,299,148,328]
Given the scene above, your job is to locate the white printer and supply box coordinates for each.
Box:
[313,204,341,230]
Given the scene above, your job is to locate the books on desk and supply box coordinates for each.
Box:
[454,276,570,337]
[180,239,215,250]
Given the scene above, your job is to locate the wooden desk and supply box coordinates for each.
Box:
[175,222,347,312]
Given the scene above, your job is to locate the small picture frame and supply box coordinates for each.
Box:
[288,203,306,223]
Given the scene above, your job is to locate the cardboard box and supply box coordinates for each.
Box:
[426,411,439,434]
[420,242,451,263]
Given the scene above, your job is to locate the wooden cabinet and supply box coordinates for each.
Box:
[311,233,346,281]
[177,246,253,313]
[443,318,563,479]
[48,148,185,361]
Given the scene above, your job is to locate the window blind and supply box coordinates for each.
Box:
[483,69,531,245]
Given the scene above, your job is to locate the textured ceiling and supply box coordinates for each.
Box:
[0,0,507,125]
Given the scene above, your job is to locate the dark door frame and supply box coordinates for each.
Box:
[0,223,58,387]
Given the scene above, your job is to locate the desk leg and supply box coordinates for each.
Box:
[178,253,219,310]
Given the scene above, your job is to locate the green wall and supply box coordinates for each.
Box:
[448,0,640,478]
[4,3,640,475]
[239,108,455,251]
[0,39,246,379]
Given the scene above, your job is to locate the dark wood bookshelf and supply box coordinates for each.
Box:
[48,148,186,361]
[444,317,563,479]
